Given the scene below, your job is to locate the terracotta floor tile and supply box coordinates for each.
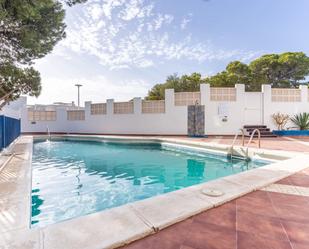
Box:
[236,210,289,241]
[123,234,181,249]
[151,218,193,245]
[282,221,309,244]
[268,192,309,207]
[237,231,293,249]
[236,193,278,218]
[184,221,236,249]
[243,190,272,202]
[274,203,309,224]
[294,171,309,178]
[290,242,309,249]
[275,177,293,185]
[121,168,309,249]
[180,246,196,249]
[287,175,309,188]
[301,168,309,175]
[193,201,236,230]
[235,191,273,208]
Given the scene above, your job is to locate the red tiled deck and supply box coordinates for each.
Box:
[121,169,309,249]
[165,135,309,153]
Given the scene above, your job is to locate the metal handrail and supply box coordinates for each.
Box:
[229,129,245,156]
[245,128,261,158]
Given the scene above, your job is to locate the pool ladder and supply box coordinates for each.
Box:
[229,128,261,160]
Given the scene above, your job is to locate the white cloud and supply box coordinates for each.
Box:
[58,0,260,70]
[149,14,174,31]
[180,14,192,30]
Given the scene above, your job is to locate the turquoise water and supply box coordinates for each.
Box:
[31,139,267,227]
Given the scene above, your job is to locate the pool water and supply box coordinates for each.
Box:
[31,139,267,227]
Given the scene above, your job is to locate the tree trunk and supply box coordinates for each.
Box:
[0,89,15,102]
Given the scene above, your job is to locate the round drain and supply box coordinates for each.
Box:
[202,189,224,197]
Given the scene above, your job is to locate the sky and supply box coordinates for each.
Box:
[28,0,309,105]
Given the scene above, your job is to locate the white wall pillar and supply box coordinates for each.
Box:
[261,85,272,101]
[200,83,210,106]
[133,97,142,114]
[84,101,91,120]
[200,84,210,135]
[299,85,308,104]
[261,84,272,125]
[235,84,245,100]
[165,89,175,113]
[235,84,245,128]
[55,107,68,133]
[106,99,114,115]
[20,97,29,132]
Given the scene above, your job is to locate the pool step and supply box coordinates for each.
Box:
[243,125,277,138]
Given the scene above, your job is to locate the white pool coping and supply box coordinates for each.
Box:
[1,135,309,249]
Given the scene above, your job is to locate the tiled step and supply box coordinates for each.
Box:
[243,124,277,138]
[246,128,270,132]
[249,131,273,135]
[243,125,267,129]
[248,134,277,138]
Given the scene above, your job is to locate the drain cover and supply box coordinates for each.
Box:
[202,189,224,197]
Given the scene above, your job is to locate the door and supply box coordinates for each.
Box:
[188,105,205,137]
[244,92,263,125]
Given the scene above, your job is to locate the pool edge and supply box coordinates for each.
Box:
[1,135,309,249]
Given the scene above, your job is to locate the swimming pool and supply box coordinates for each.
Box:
[31,139,267,227]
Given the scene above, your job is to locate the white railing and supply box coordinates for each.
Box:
[245,129,261,158]
[228,129,245,157]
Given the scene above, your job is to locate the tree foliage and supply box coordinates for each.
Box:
[63,0,87,6]
[0,0,66,64]
[146,52,309,100]
[0,63,41,108]
[0,0,86,107]
[146,73,205,100]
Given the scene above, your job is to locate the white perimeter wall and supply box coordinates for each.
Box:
[21,84,309,135]
[0,97,26,120]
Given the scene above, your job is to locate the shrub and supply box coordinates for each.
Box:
[291,113,309,130]
[271,112,289,130]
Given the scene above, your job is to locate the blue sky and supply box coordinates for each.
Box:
[29,0,309,105]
